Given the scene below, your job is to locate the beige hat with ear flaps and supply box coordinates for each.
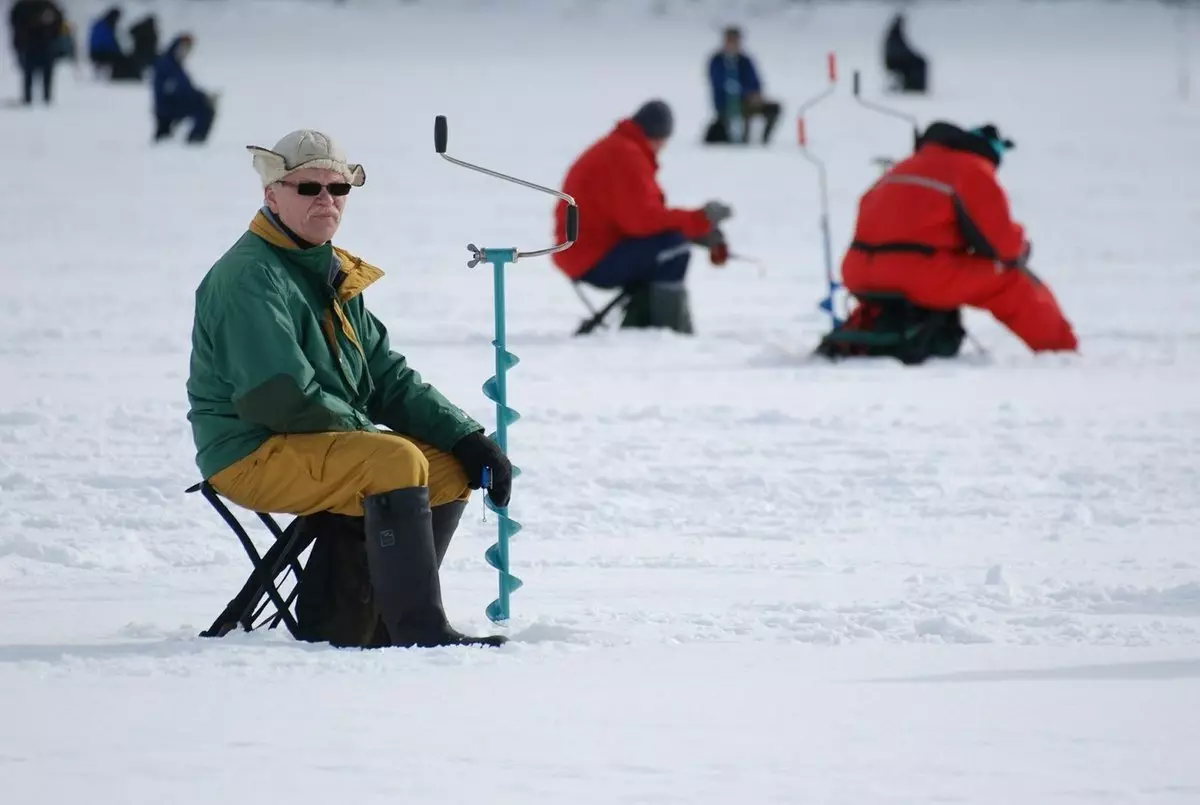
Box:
[246,129,366,188]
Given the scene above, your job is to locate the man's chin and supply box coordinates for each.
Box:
[307,218,340,240]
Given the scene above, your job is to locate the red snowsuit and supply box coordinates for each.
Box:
[552,120,712,280]
[841,126,1078,352]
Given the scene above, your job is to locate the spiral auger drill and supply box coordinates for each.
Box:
[433,115,578,624]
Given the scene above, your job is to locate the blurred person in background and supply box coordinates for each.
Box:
[127,13,158,76]
[87,6,125,77]
[49,16,77,77]
[703,25,781,145]
[152,33,215,142]
[838,121,1078,354]
[552,100,734,334]
[88,5,144,80]
[8,0,64,105]
[883,13,929,94]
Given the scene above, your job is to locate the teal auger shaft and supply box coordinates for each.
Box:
[432,115,578,624]
[480,250,523,623]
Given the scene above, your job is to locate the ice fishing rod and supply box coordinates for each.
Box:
[726,251,767,278]
[434,115,578,624]
[795,52,842,327]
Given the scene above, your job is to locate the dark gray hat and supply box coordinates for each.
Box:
[632,99,674,140]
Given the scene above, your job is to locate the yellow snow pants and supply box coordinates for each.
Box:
[208,431,471,517]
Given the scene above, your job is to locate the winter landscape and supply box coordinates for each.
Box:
[2,0,1199,802]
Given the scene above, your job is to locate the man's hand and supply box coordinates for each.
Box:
[451,431,512,508]
[708,242,729,266]
[703,200,733,226]
[691,228,729,267]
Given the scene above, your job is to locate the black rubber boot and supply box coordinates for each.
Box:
[362,487,507,648]
[620,284,654,329]
[647,281,695,334]
[431,499,468,568]
[294,513,382,648]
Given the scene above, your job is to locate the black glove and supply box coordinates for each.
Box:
[451,431,512,508]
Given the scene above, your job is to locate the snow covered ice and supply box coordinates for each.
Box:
[2,0,1200,802]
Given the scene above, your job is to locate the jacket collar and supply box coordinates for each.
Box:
[248,209,384,303]
[613,119,659,170]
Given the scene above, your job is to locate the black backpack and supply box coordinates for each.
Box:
[815,292,965,365]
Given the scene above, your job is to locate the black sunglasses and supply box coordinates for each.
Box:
[280,180,352,197]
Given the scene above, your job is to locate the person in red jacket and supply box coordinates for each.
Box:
[552,100,733,334]
[840,121,1078,353]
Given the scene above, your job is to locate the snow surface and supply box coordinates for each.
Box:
[3,0,1200,802]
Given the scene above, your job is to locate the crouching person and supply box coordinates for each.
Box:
[552,100,733,334]
[152,34,215,143]
[186,129,509,649]
[839,121,1078,355]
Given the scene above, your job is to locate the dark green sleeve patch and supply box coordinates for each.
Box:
[234,373,344,433]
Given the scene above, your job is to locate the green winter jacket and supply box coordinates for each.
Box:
[186,210,483,480]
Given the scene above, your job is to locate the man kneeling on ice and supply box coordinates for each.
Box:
[833,121,1078,358]
[186,129,510,649]
[552,100,734,334]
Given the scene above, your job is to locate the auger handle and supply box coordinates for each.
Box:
[435,115,448,154]
[851,70,921,148]
[795,51,838,120]
[565,204,579,243]
[433,115,578,260]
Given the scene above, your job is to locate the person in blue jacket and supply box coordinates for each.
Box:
[152,33,215,143]
[87,7,122,75]
[704,26,781,146]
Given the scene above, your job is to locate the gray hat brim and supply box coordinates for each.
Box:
[246,145,366,188]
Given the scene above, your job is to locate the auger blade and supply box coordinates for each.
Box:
[492,346,520,370]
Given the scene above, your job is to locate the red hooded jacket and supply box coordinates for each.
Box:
[842,124,1026,286]
[840,124,1078,353]
[552,120,712,279]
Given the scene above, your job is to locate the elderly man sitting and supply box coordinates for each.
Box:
[186,129,510,649]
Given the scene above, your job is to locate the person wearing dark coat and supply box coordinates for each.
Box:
[152,33,215,143]
[8,0,64,104]
[90,6,145,80]
[87,6,122,74]
[704,26,782,145]
[128,13,157,74]
[883,13,929,94]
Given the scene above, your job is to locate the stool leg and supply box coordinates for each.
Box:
[197,487,305,639]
